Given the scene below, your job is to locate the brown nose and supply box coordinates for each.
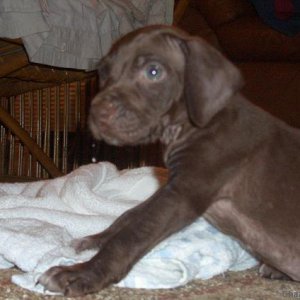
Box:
[90,99,119,125]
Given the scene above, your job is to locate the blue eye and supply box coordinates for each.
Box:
[144,64,163,80]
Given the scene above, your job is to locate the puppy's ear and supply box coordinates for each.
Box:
[182,37,243,127]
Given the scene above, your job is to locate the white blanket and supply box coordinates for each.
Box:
[0,162,257,295]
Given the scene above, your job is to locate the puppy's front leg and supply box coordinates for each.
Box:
[39,183,202,296]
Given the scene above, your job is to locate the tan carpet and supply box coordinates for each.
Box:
[0,267,299,299]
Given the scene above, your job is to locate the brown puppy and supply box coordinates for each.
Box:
[39,25,300,296]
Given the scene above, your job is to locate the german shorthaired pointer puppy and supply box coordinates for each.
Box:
[39,25,300,296]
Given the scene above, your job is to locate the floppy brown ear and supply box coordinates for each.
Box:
[183,37,243,127]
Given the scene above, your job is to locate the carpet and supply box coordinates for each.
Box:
[1,267,300,299]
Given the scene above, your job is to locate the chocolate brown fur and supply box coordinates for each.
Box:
[39,25,300,296]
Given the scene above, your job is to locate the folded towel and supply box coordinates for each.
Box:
[0,162,257,294]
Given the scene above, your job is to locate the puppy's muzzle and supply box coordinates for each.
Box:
[90,99,119,125]
[88,92,122,137]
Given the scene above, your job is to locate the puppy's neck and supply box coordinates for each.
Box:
[160,123,183,145]
[159,102,191,145]
[159,109,196,164]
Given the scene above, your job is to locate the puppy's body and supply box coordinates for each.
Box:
[163,92,300,280]
[202,98,300,280]
[39,26,300,296]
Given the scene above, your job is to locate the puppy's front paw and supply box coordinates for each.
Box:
[38,263,103,296]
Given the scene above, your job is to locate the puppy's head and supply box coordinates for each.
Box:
[89,25,243,146]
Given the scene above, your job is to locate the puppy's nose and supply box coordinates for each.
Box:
[90,100,119,125]
[98,102,118,121]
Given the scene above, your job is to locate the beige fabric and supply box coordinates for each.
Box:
[0,0,174,70]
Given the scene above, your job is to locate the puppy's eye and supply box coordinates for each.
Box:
[144,63,164,81]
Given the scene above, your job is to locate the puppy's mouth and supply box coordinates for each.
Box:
[101,127,151,146]
[88,112,152,146]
